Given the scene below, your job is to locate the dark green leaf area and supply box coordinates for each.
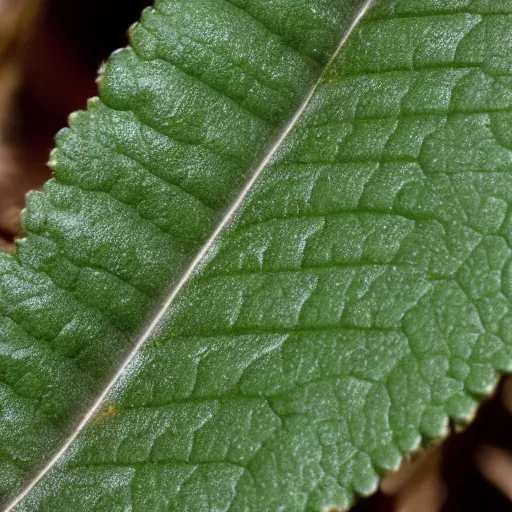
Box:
[17,2,512,511]
[0,0,365,501]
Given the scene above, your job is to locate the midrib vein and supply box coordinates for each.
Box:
[3,1,374,509]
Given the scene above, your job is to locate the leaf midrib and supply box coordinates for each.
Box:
[4,1,375,509]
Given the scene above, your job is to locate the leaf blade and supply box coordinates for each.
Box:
[12,1,512,510]
[0,0,371,505]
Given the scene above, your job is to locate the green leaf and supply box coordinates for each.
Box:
[4,0,512,510]
[0,0,366,500]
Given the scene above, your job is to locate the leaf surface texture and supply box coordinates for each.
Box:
[4,0,512,510]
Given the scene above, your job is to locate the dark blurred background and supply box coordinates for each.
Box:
[18,0,152,143]
[1,1,512,510]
